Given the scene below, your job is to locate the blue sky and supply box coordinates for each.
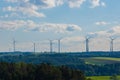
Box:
[0,0,120,52]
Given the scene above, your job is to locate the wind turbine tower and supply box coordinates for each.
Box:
[110,37,115,52]
[33,43,36,53]
[58,39,61,53]
[50,40,53,53]
[86,37,90,52]
[13,39,16,52]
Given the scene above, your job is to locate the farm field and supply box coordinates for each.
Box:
[82,57,120,65]
[87,75,120,80]
[91,57,120,61]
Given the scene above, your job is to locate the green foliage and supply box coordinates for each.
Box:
[0,53,120,76]
[0,62,85,80]
[83,57,120,65]
[87,75,120,80]
[110,75,119,80]
[86,78,92,80]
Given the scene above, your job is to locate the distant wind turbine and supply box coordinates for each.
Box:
[33,43,36,53]
[85,36,92,52]
[13,39,16,52]
[49,40,53,53]
[110,37,115,52]
[58,39,62,53]
[86,38,89,52]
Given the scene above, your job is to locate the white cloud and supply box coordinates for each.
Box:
[101,2,106,7]
[89,37,110,51]
[90,0,100,8]
[60,36,85,52]
[107,26,120,36]
[90,0,106,8]
[39,0,56,8]
[0,20,26,30]
[95,21,109,26]
[6,0,18,3]
[26,22,82,33]
[3,3,46,18]
[62,36,85,43]
[0,20,82,33]
[3,6,15,11]
[88,26,120,38]
[29,0,86,8]
[0,13,26,19]
[6,0,29,3]
[2,0,106,19]
[18,7,45,18]
[68,0,86,8]
[6,0,106,9]
[56,0,64,6]
[19,4,45,17]
[26,0,64,9]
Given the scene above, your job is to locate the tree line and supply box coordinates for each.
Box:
[66,63,120,76]
[0,62,86,80]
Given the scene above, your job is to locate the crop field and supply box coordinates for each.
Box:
[87,75,120,80]
[82,57,120,65]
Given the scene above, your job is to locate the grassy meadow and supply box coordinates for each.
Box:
[82,57,120,65]
[87,75,120,80]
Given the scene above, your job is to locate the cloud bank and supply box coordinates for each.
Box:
[0,20,82,33]
[95,21,109,26]
[90,0,106,8]
[88,26,120,38]
[2,0,106,18]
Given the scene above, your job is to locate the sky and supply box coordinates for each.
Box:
[0,0,120,52]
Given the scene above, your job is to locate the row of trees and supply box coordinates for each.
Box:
[0,62,86,80]
[67,63,120,76]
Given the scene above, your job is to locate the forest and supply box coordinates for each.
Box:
[0,62,86,80]
[0,52,120,78]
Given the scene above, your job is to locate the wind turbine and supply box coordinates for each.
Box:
[49,40,53,53]
[110,37,115,52]
[33,43,36,53]
[13,39,16,52]
[85,36,91,52]
[86,37,89,52]
[58,39,62,53]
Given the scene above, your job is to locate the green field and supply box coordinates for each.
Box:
[91,57,120,61]
[87,75,120,80]
[82,57,120,65]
